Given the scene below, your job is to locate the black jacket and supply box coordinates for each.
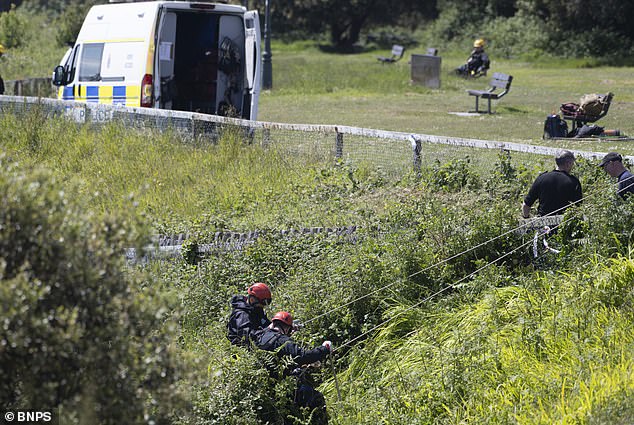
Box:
[524,170,582,216]
[255,327,329,367]
[227,295,270,346]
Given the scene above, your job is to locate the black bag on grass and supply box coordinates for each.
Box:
[543,115,568,139]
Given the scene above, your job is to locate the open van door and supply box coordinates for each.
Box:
[155,9,177,109]
[244,10,261,120]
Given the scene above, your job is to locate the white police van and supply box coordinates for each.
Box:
[53,0,261,120]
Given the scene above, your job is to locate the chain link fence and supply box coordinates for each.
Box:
[1,95,620,182]
[2,95,623,263]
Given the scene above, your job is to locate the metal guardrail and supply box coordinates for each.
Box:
[4,78,55,97]
[0,95,626,165]
[125,226,359,263]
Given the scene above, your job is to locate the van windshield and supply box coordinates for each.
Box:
[79,43,104,82]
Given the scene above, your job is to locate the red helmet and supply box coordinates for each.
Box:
[272,311,293,327]
[247,282,272,304]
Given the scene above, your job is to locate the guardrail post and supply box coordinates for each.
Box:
[411,136,422,179]
[263,127,270,148]
[191,117,197,143]
[335,127,343,162]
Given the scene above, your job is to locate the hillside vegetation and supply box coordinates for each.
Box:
[2,107,634,423]
[1,2,634,424]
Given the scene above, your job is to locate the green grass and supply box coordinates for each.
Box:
[3,34,634,425]
[259,41,634,153]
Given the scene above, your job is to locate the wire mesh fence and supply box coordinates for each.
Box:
[0,94,621,183]
[2,95,623,264]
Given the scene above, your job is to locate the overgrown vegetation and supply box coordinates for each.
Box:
[0,155,190,424]
[2,1,634,422]
[1,109,634,423]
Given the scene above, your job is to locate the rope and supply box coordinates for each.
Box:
[333,214,577,353]
[304,179,614,326]
[326,175,634,351]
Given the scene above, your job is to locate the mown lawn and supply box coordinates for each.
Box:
[259,42,634,154]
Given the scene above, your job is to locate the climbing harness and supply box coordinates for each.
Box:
[532,225,561,258]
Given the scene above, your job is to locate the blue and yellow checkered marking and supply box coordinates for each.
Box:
[59,85,141,107]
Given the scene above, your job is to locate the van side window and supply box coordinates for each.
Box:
[79,43,105,82]
[66,46,80,84]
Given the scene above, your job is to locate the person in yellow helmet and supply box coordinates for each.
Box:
[0,44,5,95]
[456,38,490,78]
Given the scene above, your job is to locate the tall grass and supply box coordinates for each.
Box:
[330,257,634,424]
[3,32,634,425]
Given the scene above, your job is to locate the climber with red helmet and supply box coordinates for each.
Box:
[227,282,273,346]
[256,311,332,365]
[254,311,332,421]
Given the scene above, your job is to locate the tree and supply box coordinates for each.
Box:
[268,0,438,50]
[0,158,185,424]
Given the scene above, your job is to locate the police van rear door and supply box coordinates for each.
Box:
[244,10,261,120]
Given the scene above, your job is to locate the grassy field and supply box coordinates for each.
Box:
[3,33,634,425]
[259,42,634,154]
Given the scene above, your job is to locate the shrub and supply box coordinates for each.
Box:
[425,156,481,192]
[0,4,28,48]
[55,1,94,47]
[481,13,549,59]
[0,158,185,424]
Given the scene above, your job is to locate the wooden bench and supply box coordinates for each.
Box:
[426,47,438,56]
[561,92,613,132]
[467,72,513,113]
[377,45,405,64]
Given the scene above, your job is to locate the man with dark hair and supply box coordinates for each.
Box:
[522,150,583,218]
[227,282,272,347]
[599,152,634,198]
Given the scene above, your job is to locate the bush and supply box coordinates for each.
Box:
[0,158,185,424]
[425,156,481,192]
[55,1,94,47]
[0,4,28,48]
[481,13,549,59]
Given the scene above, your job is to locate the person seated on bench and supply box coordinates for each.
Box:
[455,39,490,77]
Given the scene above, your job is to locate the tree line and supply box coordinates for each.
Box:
[2,0,632,61]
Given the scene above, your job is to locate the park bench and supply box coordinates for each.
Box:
[377,45,405,64]
[560,92,613,132]
[426,47,438,56]
[467,72,513,113]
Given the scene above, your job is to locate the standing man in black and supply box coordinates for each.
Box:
[598,152,634,199]
[522,150,583,218]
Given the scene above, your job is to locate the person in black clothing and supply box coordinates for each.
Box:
[0,43,5,95]
[227,282,272,347]
[255,311,332,422]
[522,150,583,218]
[598,152,634,199]
[456,39,490,77]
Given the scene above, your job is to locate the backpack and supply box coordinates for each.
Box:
[560,102,579,117]
[543,114,568,139]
